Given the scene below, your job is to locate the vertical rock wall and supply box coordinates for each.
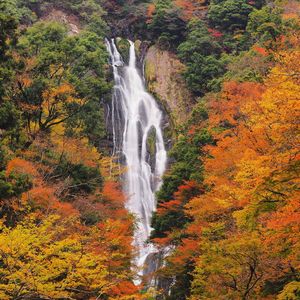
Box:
[144,46,194,126]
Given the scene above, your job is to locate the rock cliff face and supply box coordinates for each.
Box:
[144,46,194,126]
[40,8,80,35]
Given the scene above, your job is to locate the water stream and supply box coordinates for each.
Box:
[105,39,167,281]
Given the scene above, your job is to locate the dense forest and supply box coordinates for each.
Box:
[0,0,299,299]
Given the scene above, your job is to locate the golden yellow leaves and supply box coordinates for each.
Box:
[51,134,100,168]
[41,83,85,125]
[0,214,109,299]
[202,48,300,214]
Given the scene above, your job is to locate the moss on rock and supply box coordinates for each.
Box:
[116,37,130,64]
[134,40,141,57]
[147,127,157,158]
[146,126,157,171]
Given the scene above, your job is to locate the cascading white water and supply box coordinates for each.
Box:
[105,39,167,279]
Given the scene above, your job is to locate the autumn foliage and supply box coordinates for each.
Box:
[0,131,142,299]
[153,42,300,299]
[1,0,299,299]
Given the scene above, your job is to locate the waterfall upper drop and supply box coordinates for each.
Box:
[105,39,167,278]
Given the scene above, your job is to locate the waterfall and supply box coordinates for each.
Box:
[105,39,167,281]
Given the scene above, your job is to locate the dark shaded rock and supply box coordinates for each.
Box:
[143,249,175,299]
[146,126,157,173]
[116,38,130,64]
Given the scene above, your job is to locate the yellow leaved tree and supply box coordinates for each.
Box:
[0,214,110,300]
